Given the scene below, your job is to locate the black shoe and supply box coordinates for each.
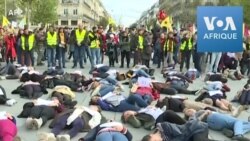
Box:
[120,66,124,68]
[80,66,84,69]
[63,66,66,68]
[72,65,76,68]
[222,128,234,138]
[232,135,250,141]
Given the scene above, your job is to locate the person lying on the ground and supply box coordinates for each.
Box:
[89,91,149,112]
[41,105,106,141]
[50,85,77,108]
[0,111,20,141]
[17,97,65,130]
[232,79,250,105]
[152,80,198,95]
[43,67,64,76]
[141,118,217,141]
[11,80,48,99]
[204,72,228,83]
[222,68,243,80]
[121,107,185,130]
[184,68,200,80]
[0,85,17,106]
[155,95,216,112]
[130,76,159,103]
[184,108,250,141]
[40,76,83,92]
[194,81,241,114]
[19,69,45,83]
[78,121,132,141]
[0,63,26,79]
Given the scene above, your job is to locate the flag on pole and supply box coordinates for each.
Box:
[160,16,173,32]
[108,17,116,26]
[19,16,26,29]
[2,16,10,27]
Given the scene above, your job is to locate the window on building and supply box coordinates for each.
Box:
[61,20,68,25]
[71,20,77,26]
[73,9,78,15]
[64,9,68,15]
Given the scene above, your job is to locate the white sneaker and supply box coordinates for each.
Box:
[57,134,70,141]
[6,99,17,106]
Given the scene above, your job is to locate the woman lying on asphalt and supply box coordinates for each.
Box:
[184,108,250,141]
[38,105,106,141]
[141,118,218,141]
[78,121,132,141]
[17,97,65,130]
[89,91,149,112]
[121,106,185,130]
[0,111,20,141]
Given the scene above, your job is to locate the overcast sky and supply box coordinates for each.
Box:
[101,0,158,27]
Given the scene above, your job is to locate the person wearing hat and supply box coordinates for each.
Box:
[72,23,88,69]
[20,28,35,66]
[46,26,58,68]
[4,30,16,64]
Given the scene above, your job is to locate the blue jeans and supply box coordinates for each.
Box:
[207,112,250,135]
[58,47,66,68]
[22,50,32,66]
[90,48,101,66]
[74,46,85,67]
[126,94,148,108]
[116,100,140,112]
[96,131,128,141]
[47,47,56,67]
[134,69,150,78]
[99,85,115,96]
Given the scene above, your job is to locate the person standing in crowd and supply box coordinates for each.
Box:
[72,23,88,69]
[154,33,165,68]
[134,29,144,66]
[142,32,153,68]
[68,28,75,61]
[0,27,6,62]
[16,29,24,65]
[58,27,68,69]
[180,32,193,72]
[130,28,137,65]
[20,28,35,66]
[89,26,101,68]
[163,32,175,68]
[46,26,58,68]
[209,52,222,73]
[120,28,131,68]
[4,30,16,64]
[107,34,117,67]
[173,28,181,65]
[98,26,107,64]
[35,28,46,66]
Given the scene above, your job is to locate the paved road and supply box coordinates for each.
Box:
[0,59,249,141]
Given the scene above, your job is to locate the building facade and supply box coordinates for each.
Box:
[57,0,109,28]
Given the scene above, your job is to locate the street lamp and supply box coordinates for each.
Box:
[4,0,7,16]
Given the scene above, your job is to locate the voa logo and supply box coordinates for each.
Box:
[203,17,238,40]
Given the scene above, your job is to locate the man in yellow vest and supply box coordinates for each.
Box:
[88,26,101,68]
[72,23,88,68]
[46,26,58,68]
[179,32,193,72]
[134,29,144,66]
[20,28,35,66]
[163,32,175,68]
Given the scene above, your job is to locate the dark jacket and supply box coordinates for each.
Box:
[142,35,152,60]
[157,119,208,141]
[79,123,133,141]
[120,35,130,52]
[49,109,107,132]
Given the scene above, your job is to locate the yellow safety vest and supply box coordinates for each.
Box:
[47,32,57,46]
[75,29,86,45]
[164,39,174,52]
[138,35,144,49]
[180,38,192,51]
[21,34,35,51]
[89,32,100,48]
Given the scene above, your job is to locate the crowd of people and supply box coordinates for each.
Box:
[0,21,250,141]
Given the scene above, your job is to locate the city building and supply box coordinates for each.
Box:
[57,0,109,27]
[136,1,159,29]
